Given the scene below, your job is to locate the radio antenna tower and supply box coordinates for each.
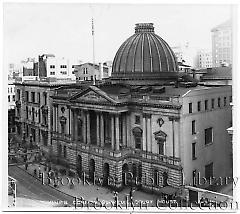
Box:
[92,17,96,85]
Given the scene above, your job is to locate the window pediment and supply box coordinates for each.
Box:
[154,130,167,141]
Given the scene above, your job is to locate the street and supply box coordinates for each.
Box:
[8,165,75,207]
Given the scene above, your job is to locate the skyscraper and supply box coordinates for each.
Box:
[211,20,232,67]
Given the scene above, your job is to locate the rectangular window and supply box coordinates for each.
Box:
[229,96,232,103]
[50,65,55,69]
[224,97,227,106]
[31,92,35,103]
[26,106,28,120]
[38,109,41,123]
[38,93,41,104]
[17,89,20,101]
[211,98,215,109]
[25,91,29,102]
[192,143,196,160]
[205,100,208,110]
[8,95,10,102]
[135,115,141,124]
[189,103,192,113]
[12,95,15,101]
[218,97,221,107]
[43,92,47,105]
[32,107,35,122]
[135,137,142,149]
[192,170,197,187]
[205,127,213,145]
[205,162,213,180]
[197,101,201,112]
[158,143,164,155]
[192,120,196,135]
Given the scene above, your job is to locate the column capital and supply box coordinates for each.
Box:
[143,113,151,118]
[168,116,180,121]
[53,103,58,107]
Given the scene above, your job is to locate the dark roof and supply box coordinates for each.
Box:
[200,67,232,80]
[112,23,178,81]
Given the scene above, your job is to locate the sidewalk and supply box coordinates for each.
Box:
[19,163,160,207]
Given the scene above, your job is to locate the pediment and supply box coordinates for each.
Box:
[68,86,117,104]
[153,130,167,141]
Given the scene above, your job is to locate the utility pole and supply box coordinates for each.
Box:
[92,17,96,85]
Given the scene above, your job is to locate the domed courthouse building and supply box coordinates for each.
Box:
[51,23,232,193]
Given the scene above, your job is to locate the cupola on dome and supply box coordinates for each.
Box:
[111,23,179,82]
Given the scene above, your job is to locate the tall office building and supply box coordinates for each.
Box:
[211,20,232,67]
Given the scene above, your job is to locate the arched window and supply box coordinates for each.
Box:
[154,169,159,186]
[132,127,143,149]
[154,130,167,155]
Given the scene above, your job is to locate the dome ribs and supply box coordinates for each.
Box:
[117,35,136,74]
[154,34,170,71]
[111,23,179,81]
[157,35,178,71]
[145,33,152,72]
[124,34,140,73]
[132,33,143,73]
[112,38,129,74]
[141,33,145,73]
[119,34,138,73]
[148,33,161,72]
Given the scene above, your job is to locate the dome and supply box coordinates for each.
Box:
[111,23,179,82]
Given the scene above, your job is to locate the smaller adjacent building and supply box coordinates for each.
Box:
[74,63,110,82]
[196,50,212,69]
[200,66,232,86]
[8,80,16,134]
[14,77,77,155]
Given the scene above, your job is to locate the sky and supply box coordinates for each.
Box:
[3,3,232,67]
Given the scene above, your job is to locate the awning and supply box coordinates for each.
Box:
[159,186,178,195]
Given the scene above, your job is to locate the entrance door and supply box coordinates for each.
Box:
[89,159,95,183]
[76,155,82,177]
[122,163,129,186]
[103,163,110,186]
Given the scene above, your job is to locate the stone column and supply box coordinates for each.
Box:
[142,114,147,151]
[115,114,120,151]
[100,113,104,147]
[56,105,58,133]
[75,110,78,140]
[126,112,131,148]
[86,111,91,145]
[146,114,152,153]
[122,114,127,147]
[111,114,115,150]
[82,111,86,144]
[70,108,74,139]
[169,116,179,160]
[175,118,180,158]
[68,107,71,135]
[53,105,56,132]
[96,112,100,146]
